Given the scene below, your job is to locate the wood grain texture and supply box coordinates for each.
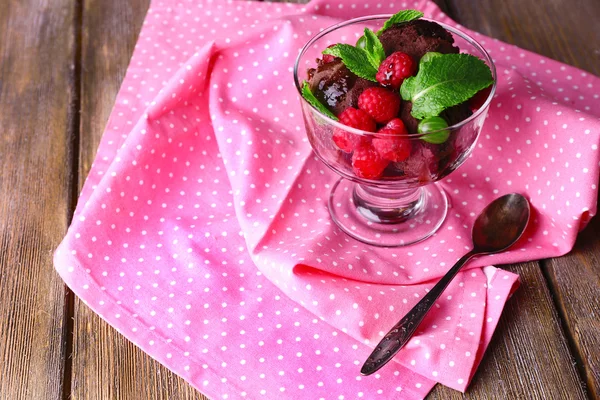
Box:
[427,262,587,399]
[445,0,600,76]
[70,0,207,399]
[0,0,77,399]
[543,216,600,399]
[69,0,598,399]
[445,0,600,397]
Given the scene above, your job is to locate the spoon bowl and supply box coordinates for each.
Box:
[360,193,530,376]
[472,193,531,253]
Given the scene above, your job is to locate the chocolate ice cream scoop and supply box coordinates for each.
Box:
[308,60,377,116]
[378,19,459,61]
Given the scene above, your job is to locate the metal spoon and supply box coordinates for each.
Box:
[360,193,530,376]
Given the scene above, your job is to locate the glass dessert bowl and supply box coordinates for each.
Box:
[294,13,496,247]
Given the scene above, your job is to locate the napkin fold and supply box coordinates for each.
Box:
[54,0,600,398]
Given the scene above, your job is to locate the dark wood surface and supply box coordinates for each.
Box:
[0,0,598,399]
[428,262,587,399]
[543,216,600,399]
[0,0,77,399]
[441,2,600,398]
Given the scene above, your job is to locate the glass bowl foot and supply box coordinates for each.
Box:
[328,178,448,247]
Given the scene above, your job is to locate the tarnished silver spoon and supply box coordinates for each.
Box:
[361,193,530,376]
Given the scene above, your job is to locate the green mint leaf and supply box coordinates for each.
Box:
[379,10,424,33]
[363,28,386,70]
[356,35,367,49]
[419,51,443,66]
[323,44,378,82]
[399,76,417,101]
[400,53,494,119]
[301,81,338,121]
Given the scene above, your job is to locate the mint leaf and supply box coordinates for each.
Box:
[301,81,338,121]
[400,53,493,119]
[363,28,386,70]
[356,35,367,49]
[399,76,417,101]
[379,10,424,33]
[419,51,443,66]
[323,44,378,82]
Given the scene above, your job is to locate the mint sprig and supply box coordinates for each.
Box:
[323,28,385,82]
[400,53,493,119]
[300,81,338,121]
[363,28,386,68]
[378,9,424,33]
[323,44,377,81]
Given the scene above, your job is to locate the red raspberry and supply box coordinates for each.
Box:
[352,144,389,180]
[338,107,377,132]
[333,107,376,152]
[372,128,412,162]
[469,86,493,110]
[376,52,416,89]
[333,130,369,153]
[322,44,338,63]
[383,118,408,134]
[357,87,401,124]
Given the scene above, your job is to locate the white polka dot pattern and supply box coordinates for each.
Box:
[54,0,599,398]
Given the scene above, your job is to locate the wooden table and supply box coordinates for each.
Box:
[0,0,598,398]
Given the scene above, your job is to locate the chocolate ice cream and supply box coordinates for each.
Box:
[307,60,377,116]
[378,19,459,62]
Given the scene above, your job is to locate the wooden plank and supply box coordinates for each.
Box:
[71,0,596,399]
[427,263,587,399]
[444,0,600,397]
[71,0,206,399]
[444,0,600,76]
[543,217,600,399]
[0,0,77,399]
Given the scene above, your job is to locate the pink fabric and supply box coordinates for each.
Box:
[54,0,600,398]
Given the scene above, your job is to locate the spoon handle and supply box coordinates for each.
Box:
[360,250,477,376]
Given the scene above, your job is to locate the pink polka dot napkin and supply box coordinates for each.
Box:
[54,0,600,398]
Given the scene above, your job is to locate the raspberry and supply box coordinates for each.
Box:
[338,107,377,132]
[357,87,401,124]
[469,86,493,110]
[383,118,408,134]
[322,54,336,63]
[376,52,416,89]
[372,128,412,162]
[400,142,440,182]
[333,107,376,152]
[322,44,338,63]
[352,144,389,180]
[333,130,369,153]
